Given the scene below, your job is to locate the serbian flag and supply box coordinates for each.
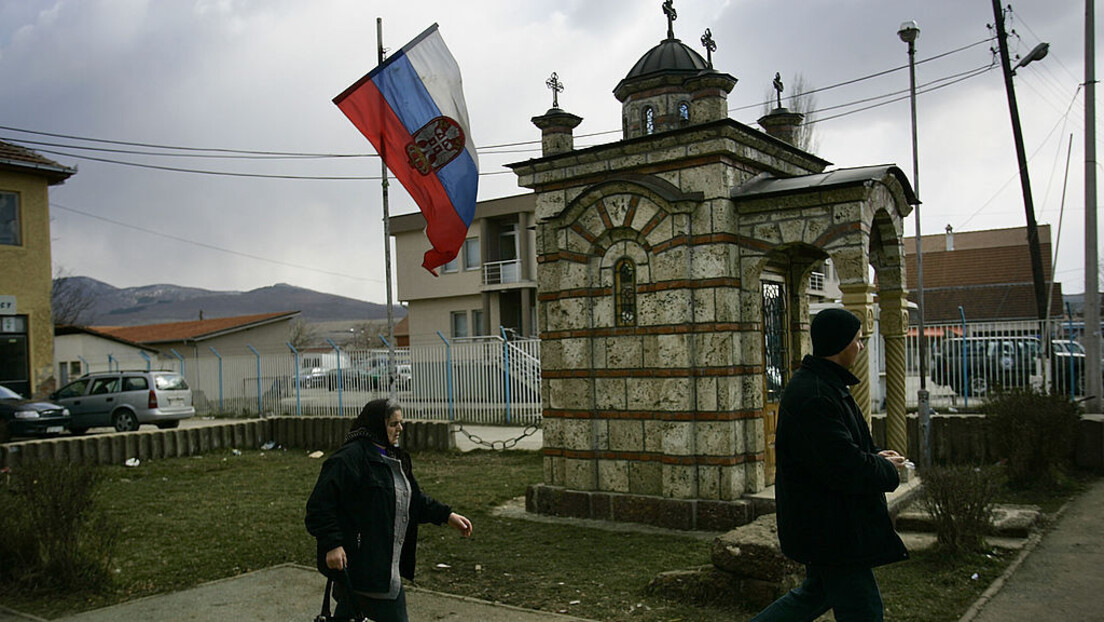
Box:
[334,24,478,275]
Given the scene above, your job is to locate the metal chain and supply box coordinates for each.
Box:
[454,421,541,451]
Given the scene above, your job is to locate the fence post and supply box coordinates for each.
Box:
[247,345,262,416]
[958,306,969,409]
[436,331,453,421]
[209,346,224,413]
[325,338,344,417]
[138,351,151,372]
[287,342,302,417]
[500,326,512,424]
[1066,302,1077,398]
[108,353,117,372]
[170,349,186,378]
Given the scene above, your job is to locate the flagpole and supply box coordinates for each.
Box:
[378,17,397,399]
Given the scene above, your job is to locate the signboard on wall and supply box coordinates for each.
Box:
[0,295,15,315]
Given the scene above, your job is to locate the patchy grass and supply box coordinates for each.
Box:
[0,448,1088,621]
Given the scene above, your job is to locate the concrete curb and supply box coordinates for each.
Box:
[955,497,1076,622]
[0,417,453,468]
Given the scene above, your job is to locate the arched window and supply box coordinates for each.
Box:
[614,258,637,326]
[678,101,690,125]
[643,106,655,135]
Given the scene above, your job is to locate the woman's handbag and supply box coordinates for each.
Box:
[314,571,370,622]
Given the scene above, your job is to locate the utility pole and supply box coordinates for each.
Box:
[378,17,398,399]
[1085,0,1101,411]
[991,0,1050,322]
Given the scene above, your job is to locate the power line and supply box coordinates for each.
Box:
[50,201,379,282]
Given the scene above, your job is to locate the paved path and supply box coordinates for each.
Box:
[962,476,1104,622]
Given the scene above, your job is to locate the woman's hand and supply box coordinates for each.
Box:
[325,545,347,570]
[448,512,473,537]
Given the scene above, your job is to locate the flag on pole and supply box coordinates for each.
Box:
[333,24,478,275]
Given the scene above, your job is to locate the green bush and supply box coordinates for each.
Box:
[923,465,1002,555]
[0,461,118,593]
[984,388,1081,487]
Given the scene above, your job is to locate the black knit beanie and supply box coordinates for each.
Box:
[811,308,862,357]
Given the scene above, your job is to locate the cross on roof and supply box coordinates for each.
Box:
[663,0,677,39]
[701,28,716,68]
[546,72,564,109]
[773,72,784,109]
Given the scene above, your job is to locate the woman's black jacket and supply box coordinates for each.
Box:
[773,355,909,569]
[305,439,452,592]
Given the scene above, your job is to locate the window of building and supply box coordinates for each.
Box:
[0,191,20,246]
[451,311,469,339]
[614,258,637,327]
[441,256,459,273]
[472,309,484,336]
[463,237,481,271]
[678,101,690,125]
[643,106,655,135]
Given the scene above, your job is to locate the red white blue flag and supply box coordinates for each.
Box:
[334,24,478,275]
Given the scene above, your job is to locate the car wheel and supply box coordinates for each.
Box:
[156,420,180,430]
[70,426,88,435]
[113,410,140,433]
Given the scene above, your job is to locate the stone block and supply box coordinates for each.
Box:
[630,198,660,233]
[605,336,643,368]
[595,377,627,410]
[710,514,802,582]
[642,334,691,369]
[697,465,720,500]
[696,332,736,367]
[717,375,744,412]
[628,460,663,495]
[1076,414,1104,471]
[598,459,630,492]
[697,499,753,531]
[692,288,717,323]
[627,377,691,411]
[695,376,718,412]
[608,420,644,452]
[646,565,742,604]
[548,378,592,410]
[563,457,596,490]
[561,418,595,451]
[602,195,633,227]
[542,418,566,449]
[662,421,694,456]
[643,420,664,453]
[613,493,693,530]
[696,420,736,456]
[663,463,697,498]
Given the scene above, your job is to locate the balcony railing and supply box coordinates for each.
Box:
[483,259,521,285]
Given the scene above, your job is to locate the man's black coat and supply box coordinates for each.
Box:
[773,355,908,568]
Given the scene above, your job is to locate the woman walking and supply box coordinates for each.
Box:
[306,399,472,621]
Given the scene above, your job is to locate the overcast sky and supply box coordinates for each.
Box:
[1,0,1098,304]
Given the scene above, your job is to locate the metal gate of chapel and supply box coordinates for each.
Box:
[761,279,788,485]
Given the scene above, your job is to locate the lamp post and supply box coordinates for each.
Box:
[899,19,931,469]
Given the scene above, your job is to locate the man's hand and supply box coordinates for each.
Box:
[325,546,347,570]
[878,449,908,468]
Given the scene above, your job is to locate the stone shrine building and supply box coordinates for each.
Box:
[509,6,916,531]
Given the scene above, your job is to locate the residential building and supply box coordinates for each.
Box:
[87,311,300,368]
[390,193,537,346]
[0,140,76,397]
[905,224,1063,323]
[54,325,158,384]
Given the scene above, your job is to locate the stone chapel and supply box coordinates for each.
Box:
[509,5,917,531]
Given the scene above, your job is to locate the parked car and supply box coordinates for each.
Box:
[930,336,1084,397]
[0,384,71,443]
[50,370,195,433]
[324,366,375,391]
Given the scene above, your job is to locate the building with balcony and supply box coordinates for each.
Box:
[389,193,537,345]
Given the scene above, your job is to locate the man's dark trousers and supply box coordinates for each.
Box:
[750,563,884,622]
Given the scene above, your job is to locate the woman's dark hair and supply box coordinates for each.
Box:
[350,398,402,447]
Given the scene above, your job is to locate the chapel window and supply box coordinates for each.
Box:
[643,106,655,135]
[678,101,690,125]
[614,258,637,327]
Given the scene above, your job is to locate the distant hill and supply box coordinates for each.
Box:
[58,277,403,326]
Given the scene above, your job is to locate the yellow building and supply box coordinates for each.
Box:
[0,140,76,398]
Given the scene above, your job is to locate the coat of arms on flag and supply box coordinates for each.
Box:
[333,24,478,275]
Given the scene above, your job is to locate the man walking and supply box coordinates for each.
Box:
[752,308,909,621]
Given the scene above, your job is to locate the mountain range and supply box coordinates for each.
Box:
[59,277,403,326]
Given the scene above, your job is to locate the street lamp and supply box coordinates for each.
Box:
[898,19,931,469]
